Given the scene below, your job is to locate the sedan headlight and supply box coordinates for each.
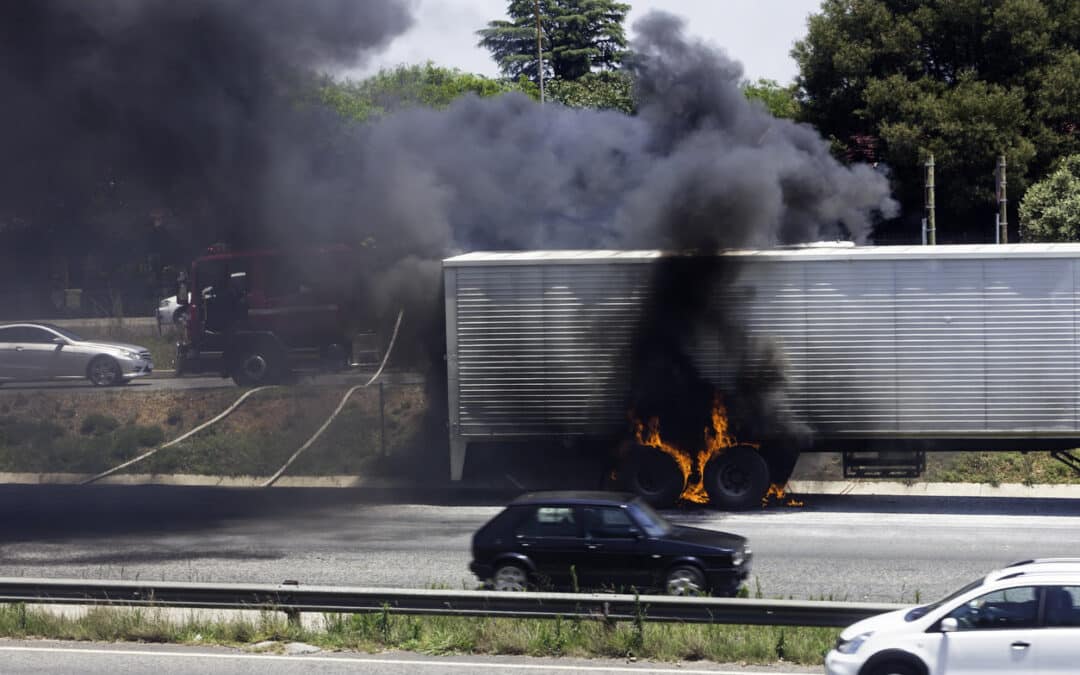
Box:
[835,631,873,654]
[732,550,744,566]
[121,350,140,360]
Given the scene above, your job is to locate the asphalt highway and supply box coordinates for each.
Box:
[1,485,1078,603]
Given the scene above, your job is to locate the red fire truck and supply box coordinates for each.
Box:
[175,245,355,385]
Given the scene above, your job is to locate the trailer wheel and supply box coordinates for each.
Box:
[619,444,684,508]
[703,446,769,511]
[231,342,283,386]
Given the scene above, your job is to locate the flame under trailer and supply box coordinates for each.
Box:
[444,244,1080,509]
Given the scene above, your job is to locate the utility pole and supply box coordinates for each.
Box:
[996,155,1008,244]
[924,154,936,245]
[535,0,544,104]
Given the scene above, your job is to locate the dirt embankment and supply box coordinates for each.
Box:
[0,383,427,476]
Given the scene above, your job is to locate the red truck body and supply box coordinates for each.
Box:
[176,245,354,385]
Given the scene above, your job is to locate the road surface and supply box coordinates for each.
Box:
[1,485,1077,603]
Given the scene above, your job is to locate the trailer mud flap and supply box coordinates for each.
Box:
[842,451,925,479]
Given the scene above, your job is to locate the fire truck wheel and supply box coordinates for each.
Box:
[232,344,282,386]
[703,446,770,511]
[619,444,684,508]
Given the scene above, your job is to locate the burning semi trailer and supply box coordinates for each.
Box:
[444,244,1080,510]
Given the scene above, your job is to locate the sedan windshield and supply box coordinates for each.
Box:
[628,499,673,537]
[42,324,85,341]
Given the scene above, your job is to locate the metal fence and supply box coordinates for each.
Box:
[0,577,903,628]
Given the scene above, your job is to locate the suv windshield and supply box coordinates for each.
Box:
[905,576,986,621]
[628,499,673,537]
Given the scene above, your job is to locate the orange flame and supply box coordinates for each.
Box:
[761,483,804,508]
[632,394,739,504]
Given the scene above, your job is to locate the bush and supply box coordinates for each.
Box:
[80,414,119,436]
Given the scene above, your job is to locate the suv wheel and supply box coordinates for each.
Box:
[492,563,529,592]
[867,662,921,675]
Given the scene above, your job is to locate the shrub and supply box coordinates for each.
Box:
[80,414,119,436]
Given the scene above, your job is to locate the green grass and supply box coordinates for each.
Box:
[924,452,1080,486]
[0,603,838,665]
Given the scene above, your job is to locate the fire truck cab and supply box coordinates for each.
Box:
[175,245,354,385]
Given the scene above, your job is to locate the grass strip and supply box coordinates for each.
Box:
[0,603,837,665]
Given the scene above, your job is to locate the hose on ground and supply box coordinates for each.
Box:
[261,309,404,488]
[80,385,279,485]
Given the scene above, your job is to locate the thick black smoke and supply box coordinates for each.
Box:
[0,0,411,256]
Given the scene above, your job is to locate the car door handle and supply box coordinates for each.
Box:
[586,544,601,550]
[14,346,23,351]
[1011,641,1030,650]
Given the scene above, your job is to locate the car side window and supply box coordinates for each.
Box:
[0,327,13,343]
[1044,586,1080,627]
[584,506,638,539]
[946,586,1038,630]
[516,507,580,538]
[21,327,54,344]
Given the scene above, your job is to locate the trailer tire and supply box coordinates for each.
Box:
[231,341,283,386]
[703,446,769,511]
[619,444,684,508]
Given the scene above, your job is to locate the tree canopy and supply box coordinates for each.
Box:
[320,63,528,122]
[742,79,799,120]
[478,0,630,83]
[793,0,1080,242]
[1020,154,1080,241]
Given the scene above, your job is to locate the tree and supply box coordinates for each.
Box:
[321,63,528,122]
[793,0,1080,243]
[478,0,630,83]
[547,70,635,112]
[1020,154,1080,241]
[741,79,799,120]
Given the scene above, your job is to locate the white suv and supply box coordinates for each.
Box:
[826,559,1080,675]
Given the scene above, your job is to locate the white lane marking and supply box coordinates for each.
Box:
[0,645,812,674]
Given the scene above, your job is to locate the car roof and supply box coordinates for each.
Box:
[0,322,62,332]
[510,491,640,507]
[984,560,1080,585]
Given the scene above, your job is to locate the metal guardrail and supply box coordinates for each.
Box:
[0,577,904,628]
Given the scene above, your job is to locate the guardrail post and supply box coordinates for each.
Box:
[285,608,301,629]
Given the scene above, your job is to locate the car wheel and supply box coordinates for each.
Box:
[703,446,770,510]
[665,565,706,596]
[492,563,529,592]
[619,444,685,508]
[87,356,123,386]
[866,661,921,675]
[173,308,188,328]
[232,344,282,386]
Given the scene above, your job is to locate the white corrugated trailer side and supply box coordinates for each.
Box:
[444,244,1080,484]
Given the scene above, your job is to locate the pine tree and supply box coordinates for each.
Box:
[478,0,630,83]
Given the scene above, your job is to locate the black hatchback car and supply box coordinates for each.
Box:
[469,491,752,596]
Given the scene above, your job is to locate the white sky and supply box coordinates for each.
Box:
[353,0,824,84]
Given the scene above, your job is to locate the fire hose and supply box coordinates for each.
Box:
[80,385,279,485]
[81,309,403,487]
[261,309,404,487]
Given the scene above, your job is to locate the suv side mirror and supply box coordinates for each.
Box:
[940,617,958,633]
